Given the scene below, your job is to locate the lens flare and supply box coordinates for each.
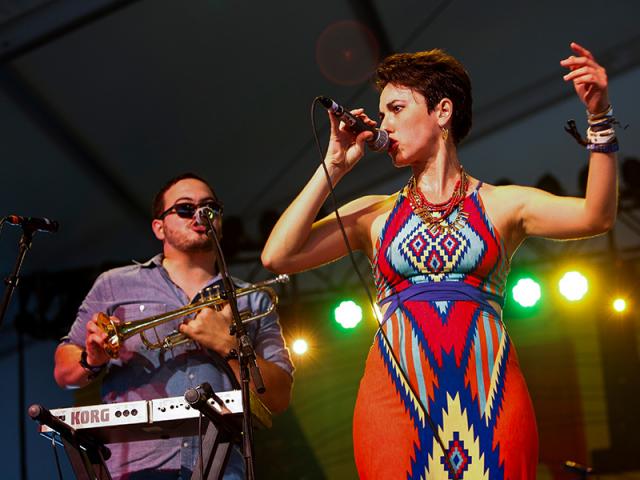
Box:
[512,278,541,307]
[334,300,363,329]
[558,271,589,301]
[613,298,627,313]
[292,339,309,355]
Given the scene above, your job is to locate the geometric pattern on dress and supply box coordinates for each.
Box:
[377,325,427,428]
[385,306,440,416]
[441,432,472,479]
[377,309,510,479]
[384,209,489,288]
[482,321,507,425]
[361,187,533,480]
[468,193,510,299]
[383,302,506,480]
[390,215,473,282]
[464,309,508,424]
[372,188,509,302]
[380,308,508,479]
[426,393,488,479]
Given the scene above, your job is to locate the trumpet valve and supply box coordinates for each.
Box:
[104,337,121,359]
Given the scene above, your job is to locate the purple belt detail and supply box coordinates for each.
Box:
[378,281,503,324]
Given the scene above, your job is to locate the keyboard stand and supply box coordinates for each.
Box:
[29,403,112,480]
[186,384,241,480]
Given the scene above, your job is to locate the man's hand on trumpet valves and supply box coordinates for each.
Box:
[179,304,236,358]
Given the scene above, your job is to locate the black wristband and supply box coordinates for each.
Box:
[79,350,107,379]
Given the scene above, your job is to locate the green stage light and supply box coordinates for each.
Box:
[512,278,541,307]
[558,271,588,301]
[334,300,363,329]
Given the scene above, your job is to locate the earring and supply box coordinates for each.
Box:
[441,126,449,142]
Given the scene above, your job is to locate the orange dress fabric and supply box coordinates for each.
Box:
[353,186,538,479]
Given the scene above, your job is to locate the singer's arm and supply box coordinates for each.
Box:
[263,109,384,273]
[505,42,617,243]
[262,164,388,273]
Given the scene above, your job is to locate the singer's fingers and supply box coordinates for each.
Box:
[326,110,340,131]
[354,130,373,150]
[350,108,378,127]
[358,130,374,141]
[327,110,352,139]
[570,42,594,60]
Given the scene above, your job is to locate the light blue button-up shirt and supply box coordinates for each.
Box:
[65,254,294,480]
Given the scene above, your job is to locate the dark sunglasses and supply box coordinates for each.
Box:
[157,201,224,220]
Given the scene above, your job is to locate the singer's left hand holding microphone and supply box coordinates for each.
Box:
[325,108,378,177]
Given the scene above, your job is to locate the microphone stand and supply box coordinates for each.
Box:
[1,221,43,480]
[0,222,34,329]
[200,208,263,480]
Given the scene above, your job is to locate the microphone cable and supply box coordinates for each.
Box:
[310,97,458,479]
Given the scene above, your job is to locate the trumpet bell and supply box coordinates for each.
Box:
[96,312,121,359]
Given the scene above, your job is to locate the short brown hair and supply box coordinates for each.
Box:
[151,173,218,219]
[375,49,472,145]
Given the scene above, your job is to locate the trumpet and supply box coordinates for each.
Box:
[96,274,289,358]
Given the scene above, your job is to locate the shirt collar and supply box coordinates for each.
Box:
[136,254,226,286]
[136,253,164,268]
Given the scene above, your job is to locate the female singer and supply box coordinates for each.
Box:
[262,42,617,479]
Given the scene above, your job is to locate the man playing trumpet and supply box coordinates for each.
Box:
[54,173,294,480]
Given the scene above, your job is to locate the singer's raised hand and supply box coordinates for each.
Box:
[560,42,609,115]
[325,108,376,175]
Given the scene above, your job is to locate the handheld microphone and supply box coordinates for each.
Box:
[318,96,389,152]
[5,214,59,233]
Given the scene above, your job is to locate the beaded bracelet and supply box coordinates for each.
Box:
[587,104,613,123]
[564,104,619,153]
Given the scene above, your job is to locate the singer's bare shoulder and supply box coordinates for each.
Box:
[351,193,398,221]
[348,192,400,258]
[333,193,398,218]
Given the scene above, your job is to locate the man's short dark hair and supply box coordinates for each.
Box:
[375,49,473,145]
[152,172,218,219]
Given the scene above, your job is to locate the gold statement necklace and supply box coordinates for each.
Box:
[407,165,469,235]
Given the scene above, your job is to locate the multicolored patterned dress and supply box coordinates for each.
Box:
[353,182,538,479]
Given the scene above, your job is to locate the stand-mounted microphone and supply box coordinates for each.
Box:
[195,206,217,233]
[5,214,59,233]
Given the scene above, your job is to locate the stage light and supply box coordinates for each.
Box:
[558,271,588,301]
[613,298,627,313]
[334,300,363,329]
[512,278,541,307]
[292,339,309,355]
[372,303,383,323]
